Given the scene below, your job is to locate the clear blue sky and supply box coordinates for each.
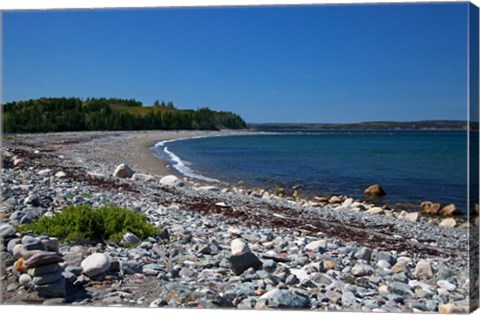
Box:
[2,3,469,123]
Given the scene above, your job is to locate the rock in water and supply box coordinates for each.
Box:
[81,253,111,278]
[420,201,441,215]
[363,184,386,197]
[113,163,135,178]
[229,239,261,275]
[159,175,185,187]
[439,204,459,217]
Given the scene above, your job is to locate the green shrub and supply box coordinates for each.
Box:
[18,205,162,244]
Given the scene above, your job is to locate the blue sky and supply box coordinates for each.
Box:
[2,3,469,123]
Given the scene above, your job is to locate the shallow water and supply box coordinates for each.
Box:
[154,130,469,211]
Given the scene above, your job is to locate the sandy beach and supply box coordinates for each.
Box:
[42,130,253,178]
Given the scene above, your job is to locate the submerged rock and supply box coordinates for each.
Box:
[420,201,441,215]
[363,184,386,197]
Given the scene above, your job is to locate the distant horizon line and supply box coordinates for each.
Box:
[248,119,468,124]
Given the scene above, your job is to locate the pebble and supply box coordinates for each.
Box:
[437,280,457,292]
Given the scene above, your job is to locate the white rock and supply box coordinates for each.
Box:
[37,169,52,176]
[439,218,456,228]
[414,259,433,279]
[404,212,419,222]
[231,238,251,256]
[376,260,392,269]
[113,164,135,178]
[366,207,384,215]
[159,175,184,187]
[131,173,154,182]
[290,268,310,283]
[304,240,327,252]
[19,274,32,288]
[437,280,457,292]
[228,227,243,236]
[81,253,111,278]
[196,186,220,192]
[342,198,354,207]
[54,171,66,178]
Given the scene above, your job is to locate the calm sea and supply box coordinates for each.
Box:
[153,130,469,211]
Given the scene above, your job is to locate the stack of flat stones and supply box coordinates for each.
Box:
[9,235,66,298]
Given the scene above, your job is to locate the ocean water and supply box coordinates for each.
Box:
[153,130,469,211]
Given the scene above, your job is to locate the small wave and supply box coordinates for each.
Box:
[154,137,220,183]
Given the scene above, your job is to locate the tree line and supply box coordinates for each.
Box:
[2,97,248,133]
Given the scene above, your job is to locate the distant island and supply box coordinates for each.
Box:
[2,97,247,133]
[250,120,474,131]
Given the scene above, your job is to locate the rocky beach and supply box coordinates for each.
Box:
[0,130,476,313]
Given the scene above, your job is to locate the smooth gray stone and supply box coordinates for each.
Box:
[376,251,397,265]
[24,240,47,251]
[257,288,310,309]
[263,259,277,273]
[354,247,372,262]
[42,298,66,305]
[28,263,62,276]
[32,270,63,285]
[0,224,15,238]
[7,238,21,253]
[34,277,66,298]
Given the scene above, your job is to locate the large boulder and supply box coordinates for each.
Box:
[229,239,262,275]
[113,164,135,178]
[81,253,111,278]
[33,277,66,298]
[159,175,185,187]
[363,184,386,198]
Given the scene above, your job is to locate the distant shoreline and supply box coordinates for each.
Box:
[249,120,473,131]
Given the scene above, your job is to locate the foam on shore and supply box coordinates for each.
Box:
[154,136,221,183]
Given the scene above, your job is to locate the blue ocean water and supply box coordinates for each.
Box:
[154,130,469,211]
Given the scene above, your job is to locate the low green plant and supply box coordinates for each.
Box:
[18,205,162,244]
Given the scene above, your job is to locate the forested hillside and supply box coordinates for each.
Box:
[2,97,248,133]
